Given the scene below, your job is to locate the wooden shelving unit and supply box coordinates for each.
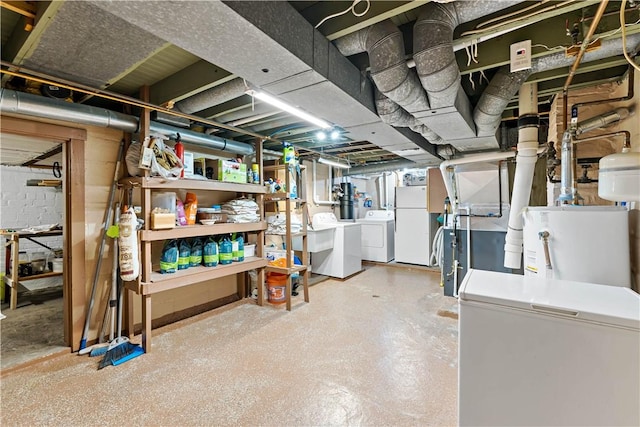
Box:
[121,141,266,352]
[1,229,63,310]
[263,164,309,311]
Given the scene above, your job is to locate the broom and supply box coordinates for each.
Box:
[98,207,143,369]
[89,201,122,357]
[98,276,143,369]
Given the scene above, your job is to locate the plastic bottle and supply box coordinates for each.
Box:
[175,133,185,178]
[283,143,295,164]
[233,235,244,262]
[203,237,219,267]
[219,237,233,265]
[178,239,191,270]
[252,164,260,184]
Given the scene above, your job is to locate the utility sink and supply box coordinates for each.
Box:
[293,226,335,253]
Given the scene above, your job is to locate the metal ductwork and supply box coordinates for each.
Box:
[344,159,421,176]
[413,1,524,109]
[334,20,430,118]
[374,89,445,145]
[0,89,255,156]
[174,78,246,115]
[474,67,531,137]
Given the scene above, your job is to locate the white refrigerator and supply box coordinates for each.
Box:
[394,186,438,266]
[458,269,640,427]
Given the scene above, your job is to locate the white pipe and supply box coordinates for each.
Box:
[439,150,517,215]
[466,206,472,276]
[384,172,390,209]
[504,82,539,269]
[312,160,336,206]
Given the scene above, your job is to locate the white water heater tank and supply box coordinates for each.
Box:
[522,206,630,287]
[598,148,640,202]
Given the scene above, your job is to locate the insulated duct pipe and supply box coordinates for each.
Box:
[474,33,640,138]
[504,82,539,269]
[344,159,422,176]
[174,78,246,115]
[334,20,430,115]
[374,89,445,145]
[413,1,524,108]
[0,88,255,156]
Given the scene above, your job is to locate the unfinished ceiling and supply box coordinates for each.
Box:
[1,1,639,172]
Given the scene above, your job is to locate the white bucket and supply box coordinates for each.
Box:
[52,258,63,273]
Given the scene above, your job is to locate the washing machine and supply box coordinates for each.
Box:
[311,212,362,279]
[356,210,395,262]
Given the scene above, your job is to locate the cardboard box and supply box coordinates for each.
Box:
[212,160,247,183]
[151,212,176,229]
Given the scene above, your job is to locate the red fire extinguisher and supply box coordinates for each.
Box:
[175,133,184,178]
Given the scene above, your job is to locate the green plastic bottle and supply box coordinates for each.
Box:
[203,237,219,267]
[219,237,233,265]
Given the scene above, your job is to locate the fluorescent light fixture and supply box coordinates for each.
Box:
[318,157,350,169]
[247,89,332,129]
[330,130,340,140]
[316,131,326,141]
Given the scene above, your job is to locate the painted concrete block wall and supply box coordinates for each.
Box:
[0,165,64,272]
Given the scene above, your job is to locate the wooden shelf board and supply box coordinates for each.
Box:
[264,195,306,203]
[141,221,267,241]
[15,271,63,282]
[265,264,308,275]
[263,164,307,171]
[131,257,267,295]
[265,231,306,238]
[119,176,267,193]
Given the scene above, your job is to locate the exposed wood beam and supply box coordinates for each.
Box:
[0,1,36,18]
[149,60,235,105]
[1,1,63,84]
[298,0,428,41]
[457,11,639,75]
[21,144,62,166]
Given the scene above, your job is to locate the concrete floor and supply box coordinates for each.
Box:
[0,264,459,426]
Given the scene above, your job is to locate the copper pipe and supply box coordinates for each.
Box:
[561,0,609,204]
[574,130,631,149]
[563,0,610,94]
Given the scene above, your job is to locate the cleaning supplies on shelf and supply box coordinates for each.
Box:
[203,237,219,267]
[219,237,233,265]
[190,238,203,267]
[160,239,179,274]
[178,239,190,270]
[232,234,244,262]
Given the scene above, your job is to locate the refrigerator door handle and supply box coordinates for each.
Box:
[531,304,579,317]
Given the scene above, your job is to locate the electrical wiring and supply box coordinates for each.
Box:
[460,0,573,37]
[315,0,370,29]
[475,0,551,29]
[620,0,640,71]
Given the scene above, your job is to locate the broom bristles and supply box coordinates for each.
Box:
[98,340,143,370]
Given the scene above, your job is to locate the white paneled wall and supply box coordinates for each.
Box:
[0,165,64,272]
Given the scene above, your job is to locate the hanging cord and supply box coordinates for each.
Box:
[621,0,640,71]
[464,39,479,66]
[315,0,371,29]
